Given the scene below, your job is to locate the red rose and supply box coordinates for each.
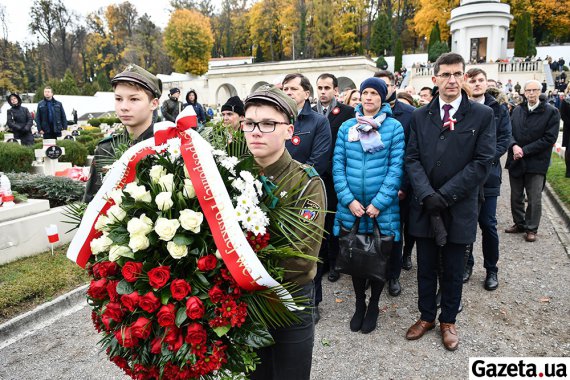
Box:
[148,266,171,289]
[185,323,207,345]
[150,337,163,354]
[98,261,119,277]
[139,291,161,313]
[197,255,217,271]
[208,285,225,303]
[87,278,108,300]
[131,316,152,339]
[120,291,140,312]
[106,280,119,302]
[163,326,180,345]
[170,279,191,301]
[186,296,205,319]
[103,302,124,324]
[122,261,143,283]
[115,326,139,348]
[157,304,177,327]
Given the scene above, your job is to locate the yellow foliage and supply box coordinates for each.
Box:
[164,9,214,76]
[413,0,460,41]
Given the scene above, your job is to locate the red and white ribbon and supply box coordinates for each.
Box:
[443,117,457,131]
[67,107,296,308]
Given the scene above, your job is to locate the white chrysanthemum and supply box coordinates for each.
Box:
[158,173,175,192]
[251,224,267,235]
[128,234,150,252]
[154,217,180,241]
[179,209,204,233]
[240,170,255,183]
[90,234,113,255]
[167,241,188,259]
[155,191,174,211]
[219,156,238,175]
[212,149,227,157]
[280,191,288,198]
[231,178,246,192]
[254,179,263,196]
[107,204,127,222]
[149,165,167,184]
[167,141,182,162]
[236,194,253,209]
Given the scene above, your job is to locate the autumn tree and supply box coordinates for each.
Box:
[164,9,214,75]
[248,0,283,61]
[413,0,459,42]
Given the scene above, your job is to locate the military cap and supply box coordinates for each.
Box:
[111,64,162,98]
[245,85,297,124]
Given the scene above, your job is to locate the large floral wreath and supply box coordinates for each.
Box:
[66,109,322,379]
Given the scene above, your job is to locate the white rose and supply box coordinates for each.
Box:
[167,241,188,259]
[94,215,110,232]
[128,233,150,252]
[107,189,124,206]
[124,183,152,203]
[127,214,154,236]
[214,249,222,259]
[183,179,196,198]
[90,234,113,255]
[107,205,127,222]
[159,173,175,192]
[155,191,174,211]
[154,217,180,241]
[179,209,203,233]
[149,165,167,184]
[108,245,134,262]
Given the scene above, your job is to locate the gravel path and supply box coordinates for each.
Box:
[1,166,569,380]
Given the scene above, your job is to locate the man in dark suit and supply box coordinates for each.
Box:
[311,73,354,322]
[374,70,416,297]
[283,73,332,178]
[405,53,496,351]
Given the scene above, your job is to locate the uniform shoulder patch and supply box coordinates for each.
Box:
[299,199,320,222]
[302,165,319,178]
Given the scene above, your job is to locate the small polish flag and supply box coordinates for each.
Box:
[45,224,59,244]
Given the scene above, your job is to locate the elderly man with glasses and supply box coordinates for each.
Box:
[504,80,560,242]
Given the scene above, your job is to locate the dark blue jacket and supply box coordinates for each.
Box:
[406,92,496,244]
[483,92,512,197]
[6,94,34,145]
[36,97,67,136]
[333,103,405,240]
[286,100,332,177]
[391,99,415,193]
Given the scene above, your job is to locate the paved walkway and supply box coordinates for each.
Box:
[1,165,569,380]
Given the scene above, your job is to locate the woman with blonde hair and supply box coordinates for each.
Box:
[344,89,361,107]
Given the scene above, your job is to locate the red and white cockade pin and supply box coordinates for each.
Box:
[443,117,457,131]
[332,107,340,115]
[291,135,301,145]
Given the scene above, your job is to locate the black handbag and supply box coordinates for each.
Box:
[335,218,394,282]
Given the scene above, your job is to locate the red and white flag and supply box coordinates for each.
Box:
[45,224,59,244]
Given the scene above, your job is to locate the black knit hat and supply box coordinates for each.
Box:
[221,96,245,116]
[169,87,180,95]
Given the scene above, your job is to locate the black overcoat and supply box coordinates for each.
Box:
[405,92,496,244]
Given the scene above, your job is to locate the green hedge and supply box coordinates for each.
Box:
[56,139,88,166]
[7,172,85,207]
[0,142,34,173]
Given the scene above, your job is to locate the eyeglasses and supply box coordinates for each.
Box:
[241,120,289,133]
[436,72,464,80]
[524,88,541,93]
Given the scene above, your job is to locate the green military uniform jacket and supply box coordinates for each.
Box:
[257,149,327,286]
[83,125,154,203]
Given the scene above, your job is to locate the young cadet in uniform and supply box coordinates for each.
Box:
[84,64,162,203]
[243,85,326,380]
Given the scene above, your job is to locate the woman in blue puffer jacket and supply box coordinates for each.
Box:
[333,77,405,333]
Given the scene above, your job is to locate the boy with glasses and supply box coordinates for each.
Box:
[243,85,326,380]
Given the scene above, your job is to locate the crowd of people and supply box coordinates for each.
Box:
[4,52,569,379]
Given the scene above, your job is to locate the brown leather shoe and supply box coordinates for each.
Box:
[440,323,459,351]
[406,319,435,340]
[505,224,524,233]
[525,232,537,242]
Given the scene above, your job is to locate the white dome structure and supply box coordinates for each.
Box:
[448,0,513,63]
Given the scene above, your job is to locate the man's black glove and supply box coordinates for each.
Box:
[423,192,448,214]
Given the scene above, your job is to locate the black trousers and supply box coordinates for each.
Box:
[416,238,466,324]
[314,175,338,305]
[250,282,315,380]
